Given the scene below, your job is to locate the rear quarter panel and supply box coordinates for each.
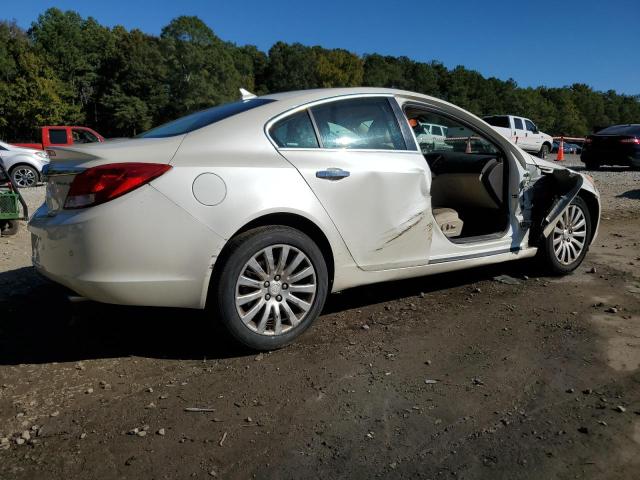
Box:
[150,113,357,290]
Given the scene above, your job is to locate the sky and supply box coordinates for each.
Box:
[6,0,640,95]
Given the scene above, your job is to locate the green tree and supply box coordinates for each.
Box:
[29,8,114,125]
[1,9,639,140]
[265,42,318,92]
[97,27,167,136]
[160,16,242,119]
[314,47,363,87]
[0,21,81,140]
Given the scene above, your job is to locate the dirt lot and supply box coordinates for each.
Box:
[1,155,639,479]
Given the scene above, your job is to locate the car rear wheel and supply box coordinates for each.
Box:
[213,226,328,350]
[540,196,591,275]
[538,144,549,159]
[10,165,38,188]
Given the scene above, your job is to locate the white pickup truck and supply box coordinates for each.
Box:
[483,115,554,159]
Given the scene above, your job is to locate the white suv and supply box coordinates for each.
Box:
[0,141,49,187]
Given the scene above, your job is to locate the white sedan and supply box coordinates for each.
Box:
[28,88,600,350]
[0,140,49,187]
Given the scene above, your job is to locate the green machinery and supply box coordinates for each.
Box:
[0,159,29,236]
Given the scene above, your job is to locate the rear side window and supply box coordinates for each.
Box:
[139,98,275,138]
[270,110,319,148]
[597,125,640,135]
[513,118,524,130]
[48,129,68,144]
[483,116,510,128]
[310,97,406,150]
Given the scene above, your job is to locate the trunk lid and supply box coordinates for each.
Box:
[44,136,184,215]
[588,134,634,151]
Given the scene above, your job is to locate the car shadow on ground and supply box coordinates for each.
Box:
[617,189,640,200]
[0,261,546,365]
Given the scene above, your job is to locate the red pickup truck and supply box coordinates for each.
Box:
[12,126,105,150]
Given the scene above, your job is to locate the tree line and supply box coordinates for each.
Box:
[1,8,638,140]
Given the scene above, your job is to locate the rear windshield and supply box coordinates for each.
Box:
[139,98,275,138]
[596,124,640,136]
[483,116,510,128]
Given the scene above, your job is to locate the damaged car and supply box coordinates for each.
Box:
[28,88,600,350]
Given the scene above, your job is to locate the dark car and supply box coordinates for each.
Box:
[581,124,640,170]
[552,141,582,154]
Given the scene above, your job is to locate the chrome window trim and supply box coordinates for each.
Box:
[277,147,421,155]
[264,93,415,153]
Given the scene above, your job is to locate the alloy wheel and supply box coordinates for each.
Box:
[552,205,588,265]
[235,244,317,336]
[12,167,37,187]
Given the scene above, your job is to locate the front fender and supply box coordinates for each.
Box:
[541,172,583,237]
[526,168,584,244]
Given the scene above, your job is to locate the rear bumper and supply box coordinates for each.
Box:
[28,185,225,309]
[581,148,640,167]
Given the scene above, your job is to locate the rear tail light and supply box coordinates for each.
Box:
[64,163,171,209]
[584,138,592,144]
[620,138,640,144]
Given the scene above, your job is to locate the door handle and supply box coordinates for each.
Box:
[316,168,350,180]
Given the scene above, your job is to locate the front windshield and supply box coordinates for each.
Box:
[138,98,275,139]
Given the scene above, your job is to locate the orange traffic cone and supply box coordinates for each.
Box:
[465,136,472,154]
[555,137,565,161]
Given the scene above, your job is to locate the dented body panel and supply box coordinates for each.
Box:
[28,87,601,309]
[523,155,600,245]
[276,148,432,271]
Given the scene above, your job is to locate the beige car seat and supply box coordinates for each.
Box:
[433,208,463,238]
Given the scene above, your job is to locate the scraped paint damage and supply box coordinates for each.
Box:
[376,211,426,251]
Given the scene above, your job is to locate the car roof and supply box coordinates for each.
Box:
[261,87,438,105]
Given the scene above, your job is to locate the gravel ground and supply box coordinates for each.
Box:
[0,154,639,479]
[560,155,640,215]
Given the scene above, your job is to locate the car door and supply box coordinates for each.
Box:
[512,117,529,149]
[71,128,100,144]
[0,145,9,174]
[524,119,542,152]
[269,96,433,271]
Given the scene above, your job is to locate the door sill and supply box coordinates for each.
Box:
[447,231,508,244]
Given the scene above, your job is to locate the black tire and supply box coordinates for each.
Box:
[212,226,328,350]
[538,144,550,159]
[584,159,600,170]
[539,196,592,275]
[0,220,19,236]
[10,164,39,188]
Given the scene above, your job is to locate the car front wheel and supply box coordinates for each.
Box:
[213,226,328,350]
[540,196,591,275]
[538,144,549,159]
[11,165,38,188]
